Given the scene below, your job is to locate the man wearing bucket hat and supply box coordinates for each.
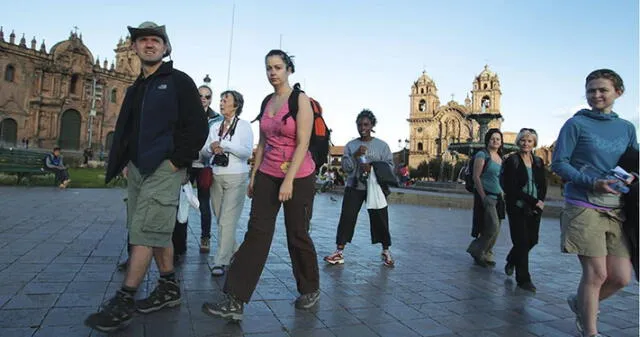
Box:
[85,21,208,332]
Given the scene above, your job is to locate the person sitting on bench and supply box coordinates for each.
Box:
[45,147,71,188]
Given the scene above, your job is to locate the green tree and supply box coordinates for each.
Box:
[416,160,429,179]
[427,158,441,181]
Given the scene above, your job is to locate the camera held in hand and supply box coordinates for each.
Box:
[212,153,229,167]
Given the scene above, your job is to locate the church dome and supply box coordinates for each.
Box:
[50,33,94,63]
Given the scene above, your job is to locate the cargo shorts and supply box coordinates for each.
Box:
[126,160,185,248]
[560,203,630,258]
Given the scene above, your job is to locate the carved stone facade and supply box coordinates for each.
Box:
[0,27,138,151]
[407,65,502,168]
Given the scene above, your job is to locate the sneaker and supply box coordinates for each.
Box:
[136,278,181,314]
[295,290,320,309]
[324,251,344,265]
[567,294,584,334]
[84,290,135,332]
[202,294,244,321]
[211,265,225,277]
[381,251,395,267]
[200,238,210,254]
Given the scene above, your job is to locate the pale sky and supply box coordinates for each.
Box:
[3,0,638,151]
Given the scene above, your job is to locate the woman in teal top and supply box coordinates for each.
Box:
[501,128,547,292]
[467,128,505,268]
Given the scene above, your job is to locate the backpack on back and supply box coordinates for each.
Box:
[463,149,489,193]
[253,83,332,170]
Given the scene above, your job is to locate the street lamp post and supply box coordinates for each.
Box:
[88,77,97,149]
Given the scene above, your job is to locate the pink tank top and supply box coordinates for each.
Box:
[258,99,315,178]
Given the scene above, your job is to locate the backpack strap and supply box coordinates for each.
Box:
[282,83,303,122]
[480,149,491,173]
[251,94,274,123]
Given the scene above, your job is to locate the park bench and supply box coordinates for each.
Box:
[0,148,54,184]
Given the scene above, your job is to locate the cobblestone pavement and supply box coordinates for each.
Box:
[0,187,637,337]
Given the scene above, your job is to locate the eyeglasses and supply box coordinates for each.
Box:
[200,95,212,100]
[520,128,537,134]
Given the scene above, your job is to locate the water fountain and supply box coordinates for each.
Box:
[448,100,518,157]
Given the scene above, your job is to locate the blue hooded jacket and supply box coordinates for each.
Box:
[551,109,638,206]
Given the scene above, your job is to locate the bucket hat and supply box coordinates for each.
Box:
[127,21,171,57]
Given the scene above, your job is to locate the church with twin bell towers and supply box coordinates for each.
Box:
[406,65,503,169]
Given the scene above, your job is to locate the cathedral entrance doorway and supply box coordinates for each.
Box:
[59,109,81,150]
[0,118,18,146]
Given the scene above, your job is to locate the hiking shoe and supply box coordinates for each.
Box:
[567,294,584,334]
[211,265,225,277]
[517,281,537,293]
[136,278,181,314]
[202,294,244,321]
[200,238,210,254]
[381,251,395,267]
[295,290,320,309]
[324,251,344,265]
[84,290,135,332]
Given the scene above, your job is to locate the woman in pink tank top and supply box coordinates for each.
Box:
[203,50,320,321]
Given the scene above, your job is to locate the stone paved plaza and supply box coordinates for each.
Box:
[0,187,637,337]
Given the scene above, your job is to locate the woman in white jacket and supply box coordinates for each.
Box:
[202,90,254,276]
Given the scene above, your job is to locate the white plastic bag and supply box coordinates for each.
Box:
[182,184,200,209]
[366,167,387,209]
[177,191,189,223]
[177,184,193,224]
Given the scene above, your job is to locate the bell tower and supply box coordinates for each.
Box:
[114,36,140,77]
[410,70,440,118]
[471,65,501,114]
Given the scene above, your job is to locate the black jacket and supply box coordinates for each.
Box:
[372,161,398,196]
[501,153,547,208]
[105,62,208,183]
[618,146,639,280]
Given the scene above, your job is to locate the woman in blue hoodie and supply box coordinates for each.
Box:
[551,69,638,337]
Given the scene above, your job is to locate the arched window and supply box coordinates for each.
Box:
[70,74,79,94]
[111,88,117,103]
[420,88,424,94]
[417,142,423,151]
[483,83,488,90]
[4,65,15,82]
[418,99,426,112]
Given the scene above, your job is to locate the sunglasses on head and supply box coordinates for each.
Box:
[200,95,212,99]
[520,128,537,134]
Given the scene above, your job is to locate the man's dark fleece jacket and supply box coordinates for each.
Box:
[105,61,208,183]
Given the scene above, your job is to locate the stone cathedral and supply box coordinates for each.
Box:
[406,65,503,168]
[0,27,138,151]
